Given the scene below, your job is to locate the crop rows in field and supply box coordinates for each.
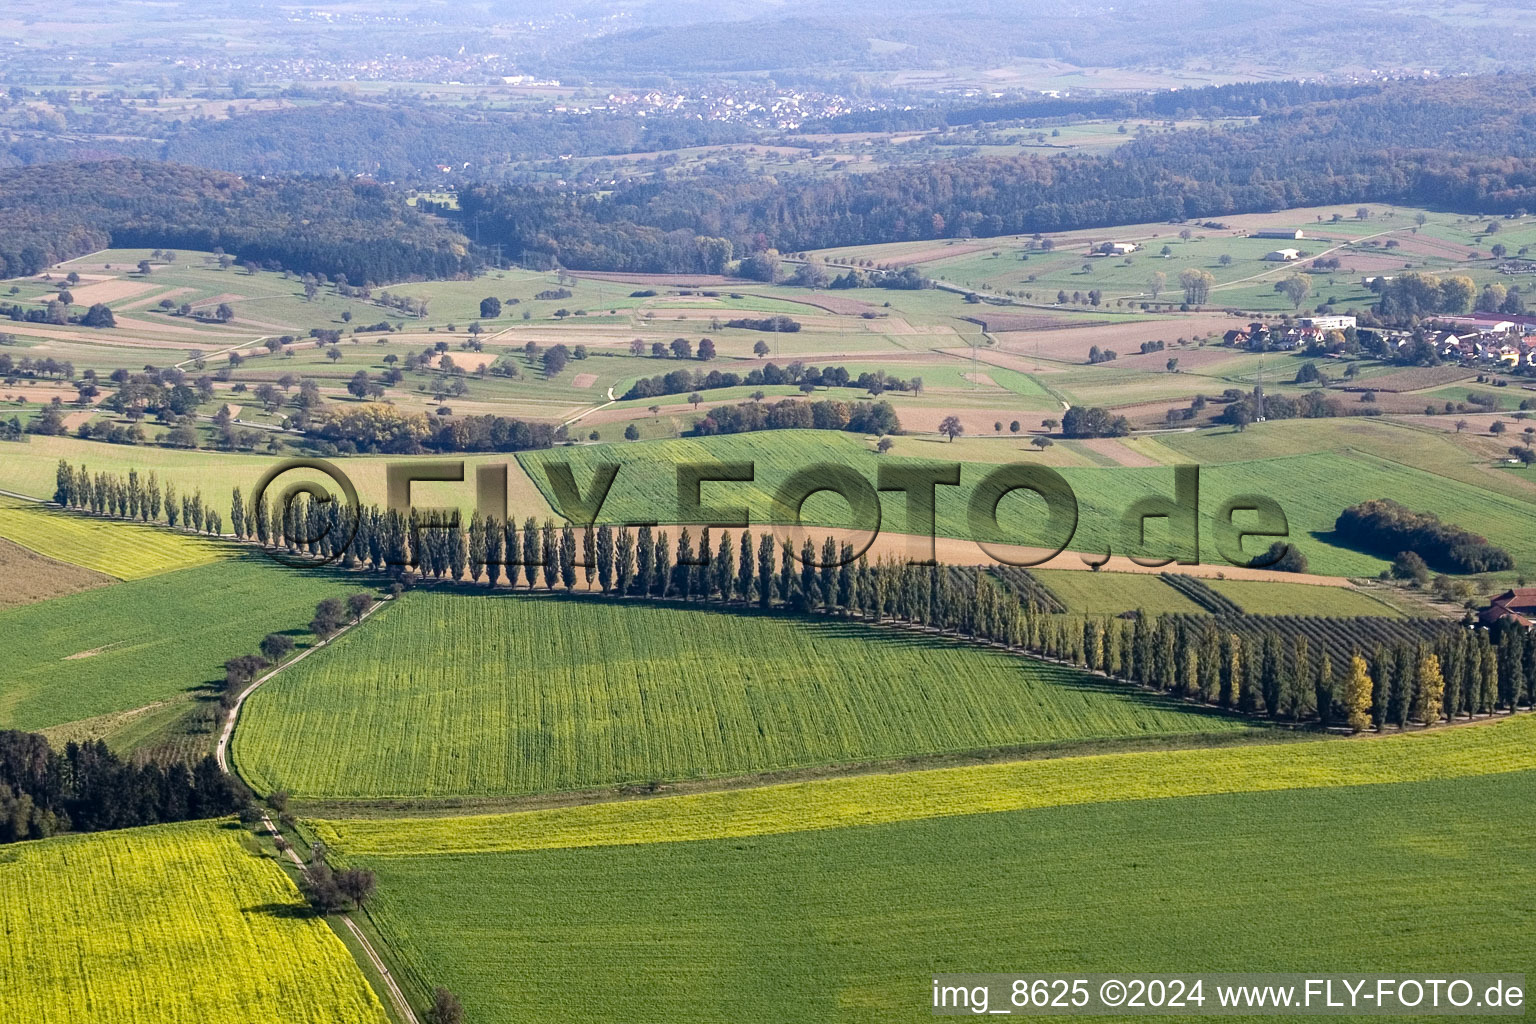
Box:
[0,820,388,1024]
[1163,613,1452,669]
[312,712,1536,857]
[235,591,1255,800]
[1160,573,1239,614]
[987,565,1066,612]
[0,555,350,733]
[0,497,225,580]
[1201,578,1408,618]
[344,771,1536,1024]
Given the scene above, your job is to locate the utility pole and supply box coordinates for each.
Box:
[1256,355,1266,422]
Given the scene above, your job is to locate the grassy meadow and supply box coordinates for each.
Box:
[0,820,389,1024]
[0,555,354,735]
[234,591,1260,800]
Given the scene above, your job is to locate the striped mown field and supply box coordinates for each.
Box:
[236,591,1260,800]
[0,820,389,1024]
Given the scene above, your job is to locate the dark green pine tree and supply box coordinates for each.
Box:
[1520,631,1536,711]
[778,539,796,606]
[1260,633,1283,717]
[1478,631,1498,715]
[1462,635,1481,719]
[468,515,485,583]
[1314,654,1334,730]
[837,543,854,612]
[448,518,468,581]
[1392,643,1415,729]
[736,530,755,603]
[636,526,654,597]
[757,533,776,607]
[582,526,597,590]
[522,517,540,589]
[596,525,615,593]
[484,515,504,586]
[714,532,734,604]
[1496,628,1522,710]
[230,487,245,539]
[541,520,558,590]
[653,531,672,597]
[799,539,817,611]
[1370,644,1392,730]
[559,524,577,590]
[675,528,695,600]
[819,536,837,613]
[615,527,634,597]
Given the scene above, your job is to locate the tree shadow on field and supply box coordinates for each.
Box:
[792,617,1259,726]
[242,902,321,921]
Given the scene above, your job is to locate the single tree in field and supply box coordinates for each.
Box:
[260,633,296,663]
[876,436,894,453]
[1343,655,1373,733]
[1279,274,1311,309]
[939,415,963,442]
[753,339,770,358]
[347,592,375,622]
[310,597,347,638]
[427,988,465,1024]
[689,391,703,409]
[624,424,640,440]
[1148,271,1166,300]
[1178,268,1214,305]
[1031,435,1053,450]
[336,867,377,909]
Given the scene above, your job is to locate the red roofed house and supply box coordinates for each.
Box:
[1479,588,1536,627]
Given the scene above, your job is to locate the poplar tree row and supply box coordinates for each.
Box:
[223,488,1535,731]
[53,459,222,535]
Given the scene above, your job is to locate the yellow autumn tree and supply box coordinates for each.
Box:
[1418,653,1445,726]
[1343,654,1373,733]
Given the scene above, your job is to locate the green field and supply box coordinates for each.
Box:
[0,820,389,1024]
[1029,569,1205,615]
[314,712,1536,855]
[0,496,227,579]
[235,591,1259,800]
[328,767,1536,1023]
[0,555,356,734]
[1202,578,1406,617]
[518,431,1536,577]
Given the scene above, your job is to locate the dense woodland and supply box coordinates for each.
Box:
[0,161,474,283]
[2,102,755,181]
[1335,499,1515,574]
[0,731,250,844]
[461,77,1536,273]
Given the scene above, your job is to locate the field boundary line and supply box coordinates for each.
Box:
[311,713,1536,858]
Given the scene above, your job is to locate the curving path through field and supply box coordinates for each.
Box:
[213,599,420,1024]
